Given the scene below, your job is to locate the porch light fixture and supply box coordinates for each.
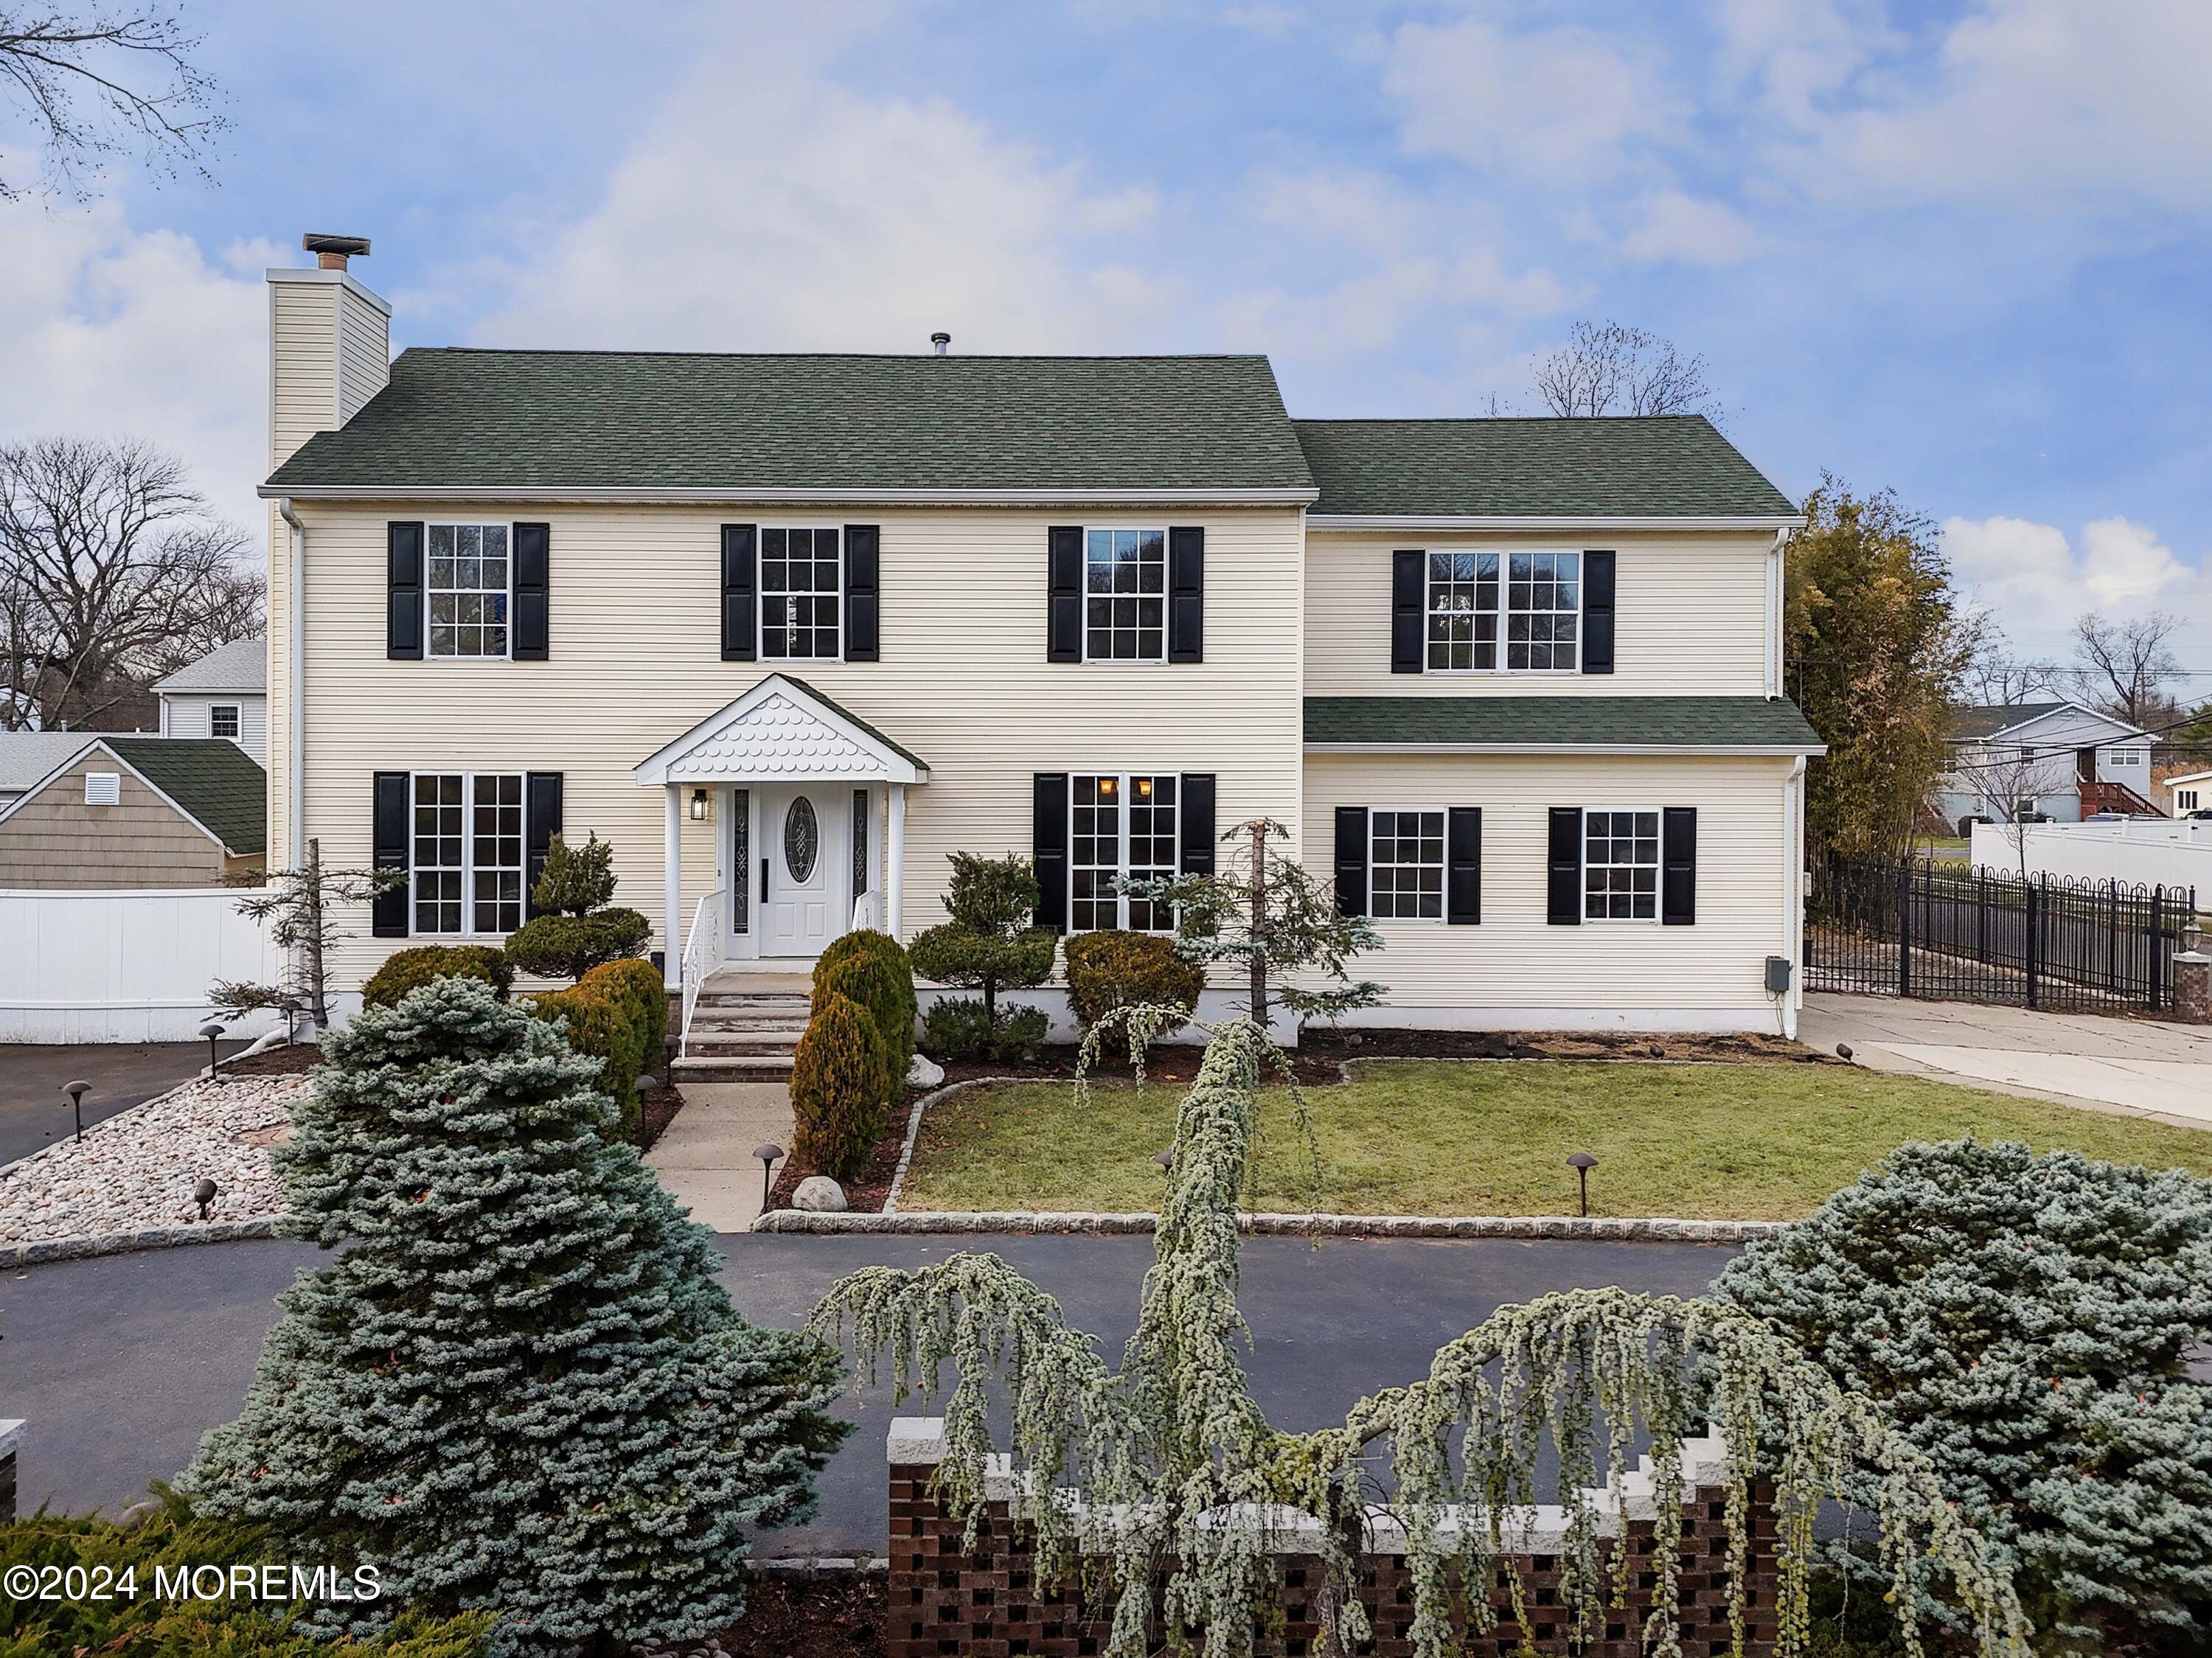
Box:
[63,1079,90,1144]
[1566,1151,1597,1218]
[690,787,712,823]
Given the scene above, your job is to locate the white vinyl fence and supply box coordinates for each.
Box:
[1970,818,2211,909]
[0,888,282,1043]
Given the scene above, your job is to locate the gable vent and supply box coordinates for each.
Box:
[85,771,120,806]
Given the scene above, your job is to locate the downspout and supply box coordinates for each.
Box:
[1783,753,1806,1039]
[277,498,306,867]
[1765,526,1789,700]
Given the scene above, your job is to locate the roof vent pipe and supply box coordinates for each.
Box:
[931,331,950,355]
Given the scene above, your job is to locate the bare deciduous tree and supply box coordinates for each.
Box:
[1531,321,1720,419]
[2070,610,2183,730]
[0,436,262,731]
[0,4,225,199]
[1961,617,2062,708]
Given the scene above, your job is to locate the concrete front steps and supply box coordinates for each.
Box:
[671,980,811,1083]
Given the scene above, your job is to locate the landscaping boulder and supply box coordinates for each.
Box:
[908,1053,945,1087]
[793,1176,848,1213]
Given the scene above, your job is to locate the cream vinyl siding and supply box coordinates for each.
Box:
[161,692,269,763]
[1304,529,1771,697]
[336,295,391,423]
[269,282,338,468]
[1305,752,1796,1020]
[276,502,1305,990]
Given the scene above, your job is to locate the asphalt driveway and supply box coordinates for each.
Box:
[0,1041,251,1168]
[0,1231,1738,1553]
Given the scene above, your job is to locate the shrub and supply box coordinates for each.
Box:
[919,996,1049,1065]
[908,852,1056,1064]
[1716,1139,2212,1651]
[790,992,892,1180]
[813,947,915,1093]
[530,831,617,916]
[504,908,651,982]
[362,944,512,1009]
[816,929,918,1070]
[1064,929,1206,1034]
[526,958,666,1140]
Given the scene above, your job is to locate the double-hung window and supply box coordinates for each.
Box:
[1583,809,1658,922]
[760,527,841,661]
[1426,550,1579,672]
[411,772,524,936]
[1085,529,1166,661]
[427,523,511,659]
[209,704,240,739]
[1369,809,1444,920]
[1070,772,1178,931]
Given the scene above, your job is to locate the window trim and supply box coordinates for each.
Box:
[209,703,241,739]
[423,520,516,663]
[1421,547,1583,676]
[1366,804,1448,924]
[1581,804,1662,925]
[757,523,845,664]
[1067,770,1180,933]
[408,768,526,938]
[1079,524,1172,666]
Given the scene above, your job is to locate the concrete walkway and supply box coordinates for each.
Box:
[644,1082,795,1230]
[1799,992,2212,1128]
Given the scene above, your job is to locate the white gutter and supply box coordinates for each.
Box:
[1304,742,1827,757]
[277,497,305,867]
[1307,513,1809,532]
[1783,753,1807,1039]
[256,484,1320,507]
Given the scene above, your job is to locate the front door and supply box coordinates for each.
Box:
[757,785,846,958]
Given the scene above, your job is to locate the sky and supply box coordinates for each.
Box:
[1,0,2208,675]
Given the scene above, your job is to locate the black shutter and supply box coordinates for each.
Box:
[1547,807,1584,925]
[525,773,563,920]
[1391,549,1424,674]
[1179,773,1216,874]
[1662,806,1697,926]
[1447,807,1482,925]
[720,524,757,661]
[372,771,410,936]
[1032,773,1069,933]
[1582,549,1615,675]
[1169,526,1204,663]
[512,522,549,661]
[386,522,424,661]
[1046,526,1082,663]
[1334,806,1369,916]
[844,524,880,662]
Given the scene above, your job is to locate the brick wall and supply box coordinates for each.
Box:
[886,1420,1779,1658]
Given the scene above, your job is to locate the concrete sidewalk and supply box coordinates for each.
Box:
[644,1081,795,1230]
[1798,993,2212,1128]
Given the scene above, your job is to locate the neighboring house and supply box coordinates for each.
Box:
[1934,702,2160,832]
[154,636,270,762]
[0,736,266,888]
[257,236,1821,1036]
[2163,770,2212,817]
[0,733,100,811]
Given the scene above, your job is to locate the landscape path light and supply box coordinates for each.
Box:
[63,1079,90,1144]
[200,1020,226,1079]
[754,1142,785,1213]
[1567,1150,1598,1218]
[195,1177,219,1221]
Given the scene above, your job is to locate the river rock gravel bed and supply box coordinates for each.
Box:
[0,1076,306,1243]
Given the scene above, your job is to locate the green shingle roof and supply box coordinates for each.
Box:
[106,737,267,854]
[1305,696,1824,751]
[1293,417,1799,518]
[267,350,1318,495]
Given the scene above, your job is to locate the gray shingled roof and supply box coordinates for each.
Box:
[153,635,266,694]
[105,736,266,854]
[0,733,94,793]
[1947,702,2071,741]
[1305,695,1824,751]
[266,350,1318,495]
[1294,417,1798,518]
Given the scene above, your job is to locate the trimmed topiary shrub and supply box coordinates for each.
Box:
[504,908,651,983]
[526,957,665,1140]
[790,991,891,1180]
[813,949,914,1096]
[1717,1138,2212,1652]
[530,831,617,916]
[919,996,1049,1065]
[815,928,918,1077]
[177,977,847,1653]
[1064,929,1206,1037]
[908,852,1056,1057]
[362,944,512,1009]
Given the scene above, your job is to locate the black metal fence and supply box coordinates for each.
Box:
[1805,855,2199,1014]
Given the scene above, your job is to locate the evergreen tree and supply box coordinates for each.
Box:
[178,977,847,1652]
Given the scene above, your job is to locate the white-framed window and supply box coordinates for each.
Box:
[760,526,841,661]
[1583,809,1659,922]
[411,771,524,936]
[1084,529,1166,662]
[2178,787,2201,812]
[209,703,240,739]
[1369,808,1444,920]
[1425,550,1579,672]
[427,523,512,659]
[2105,747,2145,767]
[1070,772,1178,932]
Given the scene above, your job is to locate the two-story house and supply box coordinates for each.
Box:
[259,235,1820,1041]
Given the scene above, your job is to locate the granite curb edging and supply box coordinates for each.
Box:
[754,1209,1789,1241]
[0,1214,288,1269]
[881,1076,1039,1215]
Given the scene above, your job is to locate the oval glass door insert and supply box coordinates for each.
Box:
[783,795,819,882]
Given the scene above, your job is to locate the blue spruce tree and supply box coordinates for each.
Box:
[180,977,846,1651]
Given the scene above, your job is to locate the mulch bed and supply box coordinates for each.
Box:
[636,1077,686,1153]
[678,1572,886,1658]
[1298,1026,1843,1066]
[214,1042,320,1077]
[766,1105,909,1214]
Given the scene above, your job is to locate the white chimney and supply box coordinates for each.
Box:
[267,232,391,469]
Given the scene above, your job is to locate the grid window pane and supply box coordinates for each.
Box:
[412,774,465,933]
[211,706,240,738]
[1504,551,1580,671]
[411,772,525,936]
[425,523,512,659]
[760,527,841,660]
[1424,548,1580,672]
[1083,530,1167,661]
[1370,809,1445,920]
[1068,772,1180,933]
[1425,552,1498,671]
[1125,775,1178,932]
[1070,774,1123,932]
[1583,809,1658,921]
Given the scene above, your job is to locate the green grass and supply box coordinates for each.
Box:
[899,1059,2212,1220]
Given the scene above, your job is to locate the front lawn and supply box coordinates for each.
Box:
[898,1059,2212,1220]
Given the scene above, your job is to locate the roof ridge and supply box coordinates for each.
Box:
[1293,414,1719,427]
[401,346,1276,363]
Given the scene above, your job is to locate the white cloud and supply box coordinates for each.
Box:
[1711,0,1888,127]
[0,201,269,539]
[1944,512,2201,654]
[1616,190,1764,267]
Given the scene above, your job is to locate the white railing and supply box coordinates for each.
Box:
[678,888,725,1057]
[852,889,883,933]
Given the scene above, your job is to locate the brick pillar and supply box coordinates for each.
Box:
[2174,951,2212,1024]
[0,1420,21,1524]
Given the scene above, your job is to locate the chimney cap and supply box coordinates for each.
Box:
[302,233,371,257]
[930,330,951,355]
